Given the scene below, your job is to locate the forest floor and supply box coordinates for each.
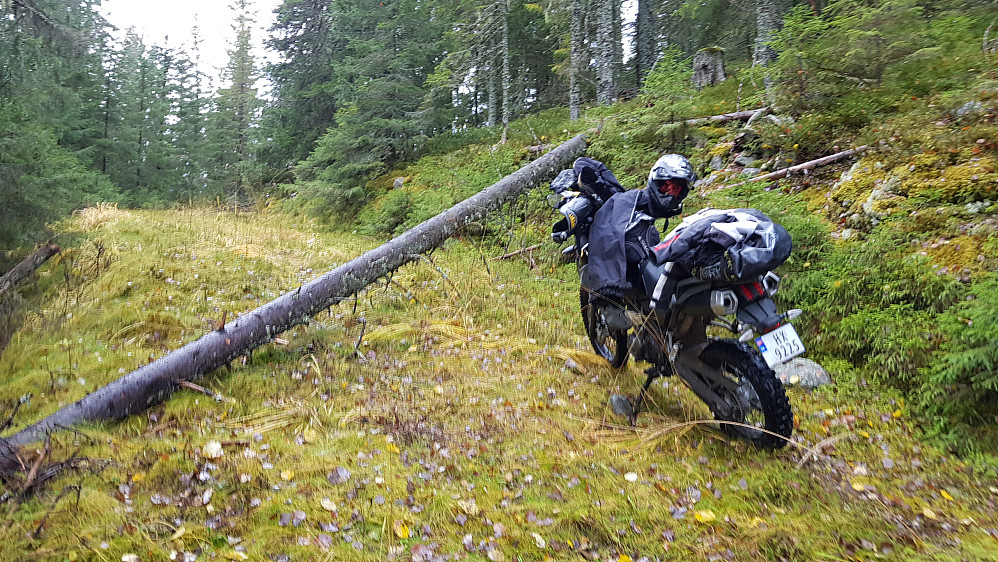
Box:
[1,204,996,561]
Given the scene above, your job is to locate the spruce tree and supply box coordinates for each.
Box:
[208,0,263,199]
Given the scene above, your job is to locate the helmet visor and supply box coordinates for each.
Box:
[654,178,685,197]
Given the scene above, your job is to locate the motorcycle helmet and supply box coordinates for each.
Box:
[644,154,696,218]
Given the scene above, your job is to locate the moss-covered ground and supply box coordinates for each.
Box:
[1,195,995,561]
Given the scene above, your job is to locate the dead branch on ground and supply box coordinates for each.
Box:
[723,145,871,189]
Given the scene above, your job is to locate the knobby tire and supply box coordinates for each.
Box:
[580,287,628,368]
[700,339,793,449]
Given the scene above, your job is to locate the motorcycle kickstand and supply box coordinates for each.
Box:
[628,366,665,426]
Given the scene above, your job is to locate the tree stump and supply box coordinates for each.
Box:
[692,47,726,90]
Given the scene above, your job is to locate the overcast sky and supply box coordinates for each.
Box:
[100,0,282,87]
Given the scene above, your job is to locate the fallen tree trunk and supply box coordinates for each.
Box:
[2,134,588,448]
[683,107,769,127]
[724,145,871,189]
[0,244,61,297]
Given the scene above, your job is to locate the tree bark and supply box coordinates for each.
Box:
[0,244,61,297]
[724,145,870,189]
[691,48,726,90]
[499,0,512,143]
[754,0,780,96]
[1,134,589,449]
[595,0,615,105]
[569,0,582,121]
[634,0,656,83]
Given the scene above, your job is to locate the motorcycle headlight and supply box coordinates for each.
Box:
[558,196,594,235]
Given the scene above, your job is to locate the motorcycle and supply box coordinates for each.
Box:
[550,179,803,449]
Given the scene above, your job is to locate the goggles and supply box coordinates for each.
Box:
[655,178,685,197]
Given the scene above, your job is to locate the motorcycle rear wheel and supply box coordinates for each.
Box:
[580,288,628,368]
[700,339,793,449]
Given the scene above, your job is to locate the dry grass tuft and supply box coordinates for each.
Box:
[73,202,129,231]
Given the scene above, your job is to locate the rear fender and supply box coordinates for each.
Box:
[736,299,782,333]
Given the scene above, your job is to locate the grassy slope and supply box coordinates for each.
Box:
[1,197,996,560]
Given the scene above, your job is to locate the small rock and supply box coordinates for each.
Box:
[393,177,405,189]
[954,101,984,118]
[774,358,832,389]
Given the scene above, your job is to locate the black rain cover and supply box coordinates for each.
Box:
[573,157,624,203]
[651,208,792,281]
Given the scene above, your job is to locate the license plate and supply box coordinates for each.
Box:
[755,323,805,368]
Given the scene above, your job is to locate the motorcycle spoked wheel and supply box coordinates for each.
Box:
[699,339,793,449]
[580,288,629,368]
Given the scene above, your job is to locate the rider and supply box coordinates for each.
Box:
[587,154,697,329]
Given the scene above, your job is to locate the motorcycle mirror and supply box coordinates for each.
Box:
[738,329,755,342]
[546,193,563,208]
[785,309,803,321]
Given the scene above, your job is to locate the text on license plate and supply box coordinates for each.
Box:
[755,323,805,368]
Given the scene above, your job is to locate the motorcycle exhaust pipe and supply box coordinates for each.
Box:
[682,289,739,318]
[710,289,738,316]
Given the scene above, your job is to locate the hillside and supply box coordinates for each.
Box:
[3,0,998,559]
[2,155,997,559]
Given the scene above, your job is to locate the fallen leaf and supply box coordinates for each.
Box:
[203,440,224,459]
[457,499,480,516]
[922,507,937,520]
[532,532,546,548]
[624,472,638,482]
[941,489,955,501]
[131,472,145,483]
[320,498,337,512]
[281,470,295,481]
[328,466,351,485]
[393,520,411,540]
[170,526,186,540]
[851,481,866,492]
[694,510,716,524]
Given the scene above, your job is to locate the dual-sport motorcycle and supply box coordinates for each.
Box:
[549,165,804,449]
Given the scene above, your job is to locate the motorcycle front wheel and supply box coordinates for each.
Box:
[699,339,793,449]
[580,288,628,368]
